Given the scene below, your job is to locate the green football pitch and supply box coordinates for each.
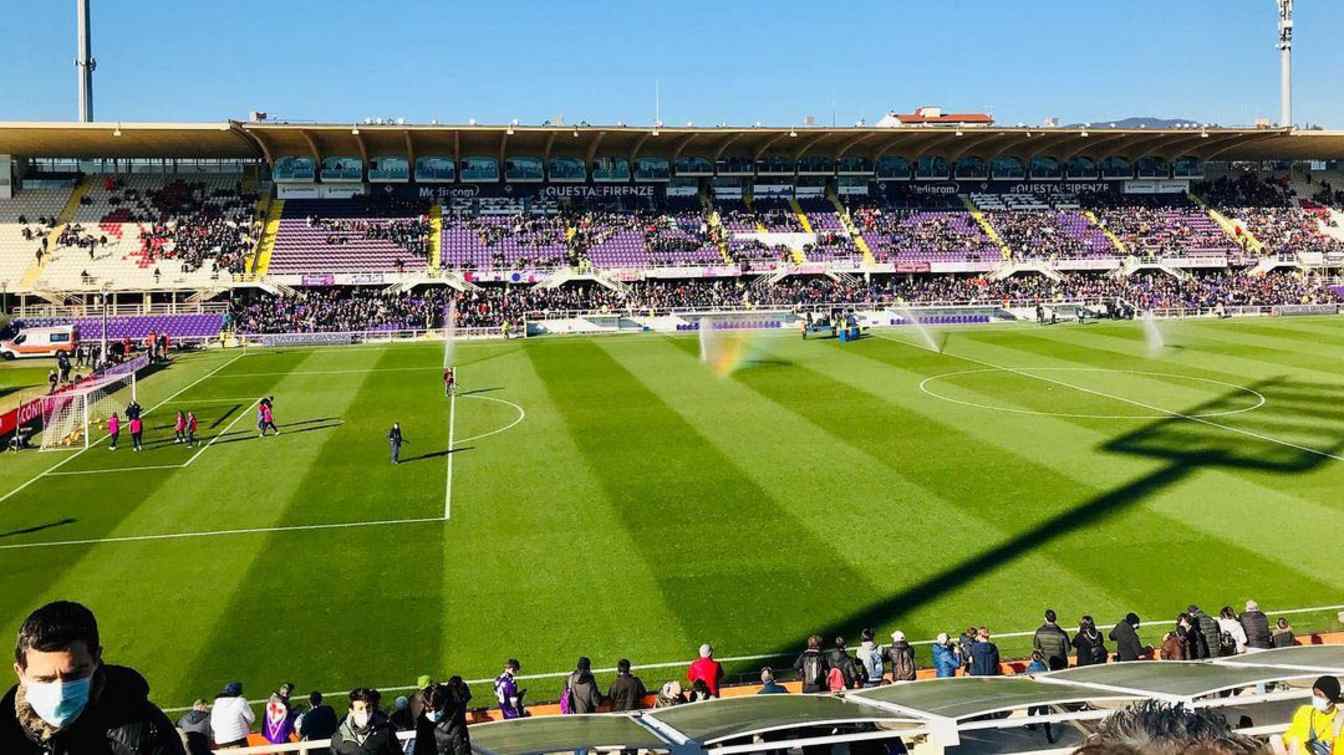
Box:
[1,316,1342,712]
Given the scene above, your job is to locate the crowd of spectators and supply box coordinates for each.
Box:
[1198,174,1344,257]
[1085,194,1238,258]
[228,270,1340,333]
[442,211,570,270]
[5,598,1324,754]
[93,178,261,275]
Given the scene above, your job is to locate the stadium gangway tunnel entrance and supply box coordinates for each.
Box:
[224,648,1344,755]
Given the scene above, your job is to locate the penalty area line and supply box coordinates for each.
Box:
[875,332,1344,464]
[0,516,447,551]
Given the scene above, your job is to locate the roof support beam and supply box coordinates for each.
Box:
[1059,132,1132,161]
[404,131,416,166]
[1199,130,1285,161]
[712,132,745,161]
[499,130,509,169]
[629,132,653,162]
[453,130,460,167]
[752,132,789,160]
[542,131,557,163]
[835,132,877,159]
[585,131,607,162]
[298,129,322,165]
[793,133,830,161]
[351,129,368,165]
[671,132,698,161]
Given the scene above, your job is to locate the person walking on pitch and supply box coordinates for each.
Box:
[107,413,120,450]
[443,367,456,397]
[388,423,407,464]
[186,411,198,447]
[129,416,144,452]
[174,411,187,444]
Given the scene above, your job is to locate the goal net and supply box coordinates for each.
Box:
[39,355,147,451]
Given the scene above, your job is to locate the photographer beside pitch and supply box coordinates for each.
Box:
[0,600,185,754]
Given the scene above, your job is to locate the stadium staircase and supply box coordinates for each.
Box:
[19,176,93,290]
[250,198,285,277]
[788,197,815,234]
[1189,191,1265,254]
[1084,210,1130,255]
[428,204,444,272]
[829,190,876,266]
[962,195,1013,258]
[701,193,735,265]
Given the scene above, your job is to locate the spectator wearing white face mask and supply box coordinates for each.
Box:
[331,688,401,755]
[414,677,472,755]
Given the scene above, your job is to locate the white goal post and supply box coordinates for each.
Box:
[39,355,148,451]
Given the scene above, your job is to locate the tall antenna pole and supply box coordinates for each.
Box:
[1276,0,1293,128]
[655,79,661,127]
[76,0,95,122]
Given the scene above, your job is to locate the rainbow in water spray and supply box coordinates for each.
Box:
[698,322,754,377]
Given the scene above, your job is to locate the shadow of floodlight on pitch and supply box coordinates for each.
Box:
[748,376,1344,671]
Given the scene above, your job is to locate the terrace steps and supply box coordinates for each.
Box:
[251,199,285,276]
[960,195,1013,259]
[788,198,815,234]
[1084,210,1130,255]
[702,194,734,265]
[428,204,443,271]
[19,176,93,290]
[830,193,876,266]
[242,190,273,272]
[1189,192,1265,254]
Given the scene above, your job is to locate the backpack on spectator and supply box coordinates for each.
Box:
[559,680,575,715]
[826,666,847,693]
[1091,643,1108,665]
[801,654,825,690]
[1218,631,1238,657]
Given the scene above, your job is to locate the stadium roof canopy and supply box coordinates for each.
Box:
[3,121,1344,163]
[450,657,1344,755]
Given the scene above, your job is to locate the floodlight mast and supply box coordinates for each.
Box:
[1276,0,1293,128]
[76,0,96,122]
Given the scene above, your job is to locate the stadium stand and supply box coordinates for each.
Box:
[1086,194,1238,258]
[271,196,429,274]
[32,174,258,290]
[439,210,568,271]
[849,193,1001,264]
[1199,174,1344,256]
[16,312,224,341]
[0,185,74,286]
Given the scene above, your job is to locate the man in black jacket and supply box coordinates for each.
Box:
[793,635,830,693]
[1188,605,1220,660]
[298,691,338,755]
[0,600,185,755]
[414,678,471,755]
[1240,601,1272,650]
[1032,609,1072,671]
[607,659,648,711]
[1109,613,1146,662]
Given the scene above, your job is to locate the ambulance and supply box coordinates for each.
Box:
[0,324,79,359]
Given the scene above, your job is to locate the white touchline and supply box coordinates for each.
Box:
[158,601,1344,714]
[0,351,248,506]
[46,463,186,476]
[876,332,1344,464]
[183,399,261,467]
[444,374,457,521]
[211,366,448,378]
[0,516,446,552]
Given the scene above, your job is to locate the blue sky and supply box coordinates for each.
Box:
[3,0,1340,128]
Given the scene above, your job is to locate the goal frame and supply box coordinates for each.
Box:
[38,356,146,452]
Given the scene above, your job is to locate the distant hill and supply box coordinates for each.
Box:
[1063,117,1213,129]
